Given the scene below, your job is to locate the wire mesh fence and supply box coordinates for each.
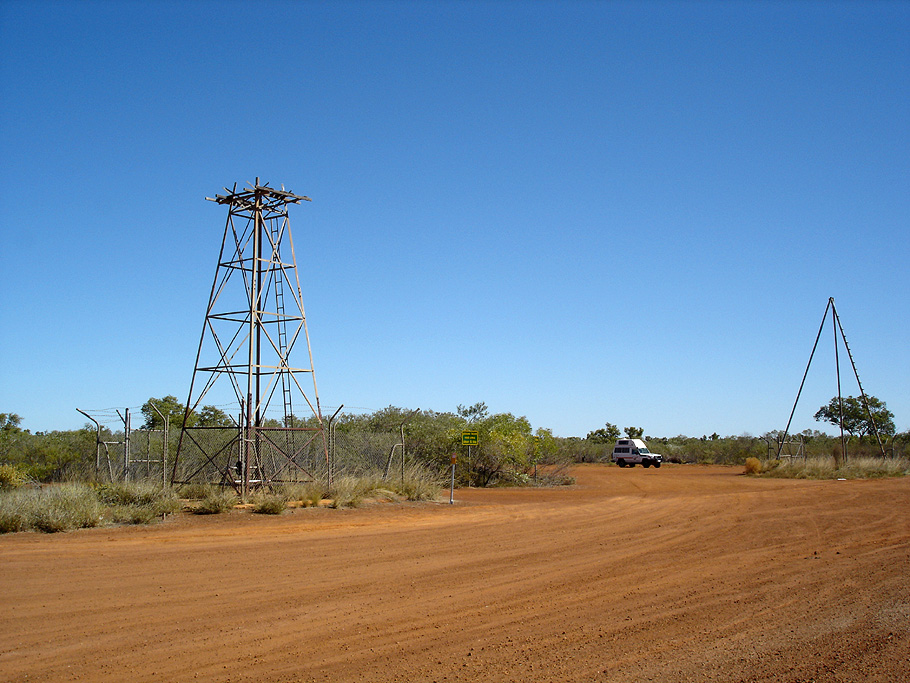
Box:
[330,428,400,476]
[73,408,415,487]
[102,429,169,484]
[174,427,332,485]
[173,426,409,486]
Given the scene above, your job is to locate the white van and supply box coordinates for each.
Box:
[612,438,662,468]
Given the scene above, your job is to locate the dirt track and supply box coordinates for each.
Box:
[1,465,908,683]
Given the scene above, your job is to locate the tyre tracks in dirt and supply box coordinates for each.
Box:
[1,464,907,683]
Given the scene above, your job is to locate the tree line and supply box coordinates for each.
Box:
[2,394,905,485]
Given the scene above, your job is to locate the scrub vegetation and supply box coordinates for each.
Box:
[749,455,910,480]
[0,481,179,533]
[1,395,906,532]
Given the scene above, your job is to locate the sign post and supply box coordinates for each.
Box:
[458,431,478,502]
[449,454,457,504]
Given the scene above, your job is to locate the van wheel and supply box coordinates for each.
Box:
[642,461,651,468]
[654,462,661,469]
[617,460,626,468]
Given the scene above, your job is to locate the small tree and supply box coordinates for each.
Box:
[141,396,192,429]
[533,428,559,464]
[141,396,233,429]
[586,422,620,444]
[624,426,644,439]
[198,405,232,427]
[457,402,489,423]
[814,395,895,441]
[1,413,23,432]
[475,412,532,485]
[1,413,24,459]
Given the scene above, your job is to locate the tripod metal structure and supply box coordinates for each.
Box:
[172,179,329,496]
[778,297,886,461]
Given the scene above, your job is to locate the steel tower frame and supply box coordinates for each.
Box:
[778,297,887,462]
[172,179,329,496]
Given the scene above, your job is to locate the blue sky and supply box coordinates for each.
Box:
[1,0,907,438]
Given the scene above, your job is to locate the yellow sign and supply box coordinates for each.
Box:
[461,430,478,446]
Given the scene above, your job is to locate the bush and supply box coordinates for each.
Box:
[743,457,762,475]
[195,488,237,514]
[0,463,26,490]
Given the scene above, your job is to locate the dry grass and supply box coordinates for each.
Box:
[0,481,185,533]
[251,492,287,515]
[324,465,443,506]
[0,484,103,533]
[178,483,220,500]
[328,476,369,508]
[275,481,326,508]
[195,488,238,514]
[97,482,181,525]
[743,457,762,475]
[760,456,910,479]
[387,464,443,501]
[97,482,181,514]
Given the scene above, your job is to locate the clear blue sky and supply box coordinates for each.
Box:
[1,0,907,438]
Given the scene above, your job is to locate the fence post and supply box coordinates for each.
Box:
[117,408,131,482]
[149,401,170,488]
[328,406,343,486]
[76,409,103,477]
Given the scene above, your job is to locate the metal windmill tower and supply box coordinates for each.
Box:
[172,179,329,496]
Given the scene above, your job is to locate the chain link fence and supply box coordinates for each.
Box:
[74,409,412,487]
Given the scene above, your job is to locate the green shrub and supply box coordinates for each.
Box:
[195,488,237,514]
[0,464,26,490]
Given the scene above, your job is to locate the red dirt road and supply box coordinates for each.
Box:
[1,465,908,683]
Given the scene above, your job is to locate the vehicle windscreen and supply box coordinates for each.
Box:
[638,448,650,454]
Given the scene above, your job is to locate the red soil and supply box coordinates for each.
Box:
[1,464,908,682]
